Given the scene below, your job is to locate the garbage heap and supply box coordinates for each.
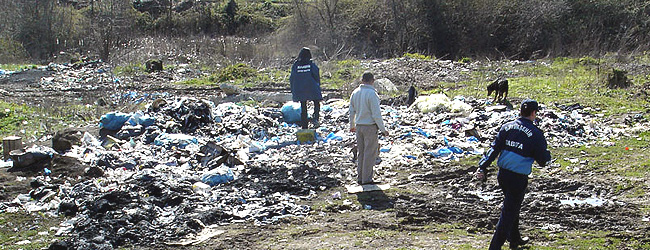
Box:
[1,94,628,249]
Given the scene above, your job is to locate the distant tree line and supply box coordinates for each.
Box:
[1,0,649,63]
[288,0,650,60]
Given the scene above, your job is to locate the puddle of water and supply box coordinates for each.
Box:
[560,197,605,207]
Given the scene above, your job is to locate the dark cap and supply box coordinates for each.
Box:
[521,99,539,111]
[362,72,374,82]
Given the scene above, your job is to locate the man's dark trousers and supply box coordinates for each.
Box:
[489,168,528,250]
[300,101,320,129]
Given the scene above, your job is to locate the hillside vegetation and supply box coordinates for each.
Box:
[1,0,650,64]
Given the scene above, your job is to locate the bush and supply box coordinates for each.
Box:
[404,53,433,60]
[458,57,471,63]
[216,63,258,82]
[0,36,27,63]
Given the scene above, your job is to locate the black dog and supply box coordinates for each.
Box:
[487,78,509,102]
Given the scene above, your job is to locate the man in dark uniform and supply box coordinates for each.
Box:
[476,99,552,250]
[289,47,322,129]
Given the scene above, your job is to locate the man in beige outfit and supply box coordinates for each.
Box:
[349,72,389,185]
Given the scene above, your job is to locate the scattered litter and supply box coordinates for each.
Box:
[0,92,633,249]
[346,184,391,194]
[166,227,225,246]
[560,197,606,207]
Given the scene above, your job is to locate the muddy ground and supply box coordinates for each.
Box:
[1,61,649,249]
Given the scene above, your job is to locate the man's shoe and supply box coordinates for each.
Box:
[509,236,529,249]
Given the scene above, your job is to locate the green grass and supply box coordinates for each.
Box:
[0,64,38,71]
[458,57,472,64]
[175,63,289,89]
[176,76,219,86]
[0,212,63,249]
[404,53,434,60]
[0,100,104,140]
[0,102,34,138]
[113,63,145,76]
[441,57,650,115]
[527,229,650,249]
[552,131,650,177]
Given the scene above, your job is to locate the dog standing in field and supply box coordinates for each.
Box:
[487,78,509,103]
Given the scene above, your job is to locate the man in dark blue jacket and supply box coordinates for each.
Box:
[290,47,323,129]
[476,99,552,250]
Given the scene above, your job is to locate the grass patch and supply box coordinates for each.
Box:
[353,228,399,238]
[0,212,62,249]
[528,229,650,249]
[0,100,105,140]
[176,76,219,86]
[441,57,650,115]
[216,63,258,82]
[404,53,434,60]
[175,64,288,89]
[458,57,472,64]
[549,131,649,198]
[0,102,31,137]
[113,63,145,76]
[551,131,650,177]
[0,64,39,71]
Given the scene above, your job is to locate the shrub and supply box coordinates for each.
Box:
[216,63,258,82]
[0,36,27,63]
[404,53,433,60]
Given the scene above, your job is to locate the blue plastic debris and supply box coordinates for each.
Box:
[467,136,479,142]
[428,146,464,158]
[281,102,302,123]
[44,168,52,175]
[322,132,343,142]
[404,155,417,160]
[429,148,452,157]
[321,105,333,112]
[201,165,235,186]
[449,146,463,154]
[399,132,412,139]
[415,128,433,138]
[126,111,155,127]
[99,112,132,130]
[380,146,391,153]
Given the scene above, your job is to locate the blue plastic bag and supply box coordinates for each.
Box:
[201,165,235,186]
[281,102,302,123]
[99,112,132,130]
[126,111,155,127]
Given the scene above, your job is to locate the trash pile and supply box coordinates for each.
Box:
[38,62,118,91]
[0,92,628,249]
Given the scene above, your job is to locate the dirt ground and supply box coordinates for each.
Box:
[1,63,649,250]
